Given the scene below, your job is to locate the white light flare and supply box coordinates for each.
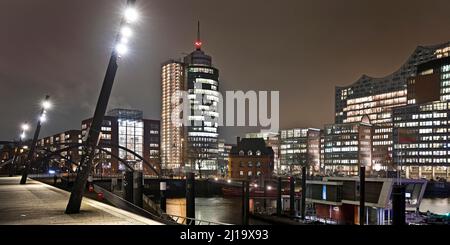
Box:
[40,114,47,123]
[21,123,30,131]
[116,43,128,56]
[121,26,132,38]
[42,100,51,110]
[124,7,138,23]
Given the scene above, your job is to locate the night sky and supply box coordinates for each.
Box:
[1,0,450,143]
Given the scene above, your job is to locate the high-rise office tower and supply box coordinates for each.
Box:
[160,22,220,175]
[161,61,185,173]
[183,22,220,175]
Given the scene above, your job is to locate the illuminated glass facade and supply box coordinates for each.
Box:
[335,42,450,171]
[81,109,160,174]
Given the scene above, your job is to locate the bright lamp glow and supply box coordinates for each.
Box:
[121,26,132,38]
[254,184,258,188]
[20,132,26,139]
[21,123,30,131]
[267,186,272,190]
[42,100,51,110]
[120,37,129,45]
[227,179,231,183]
[214,177,218,181]
[116,43,128,55]
[124,7,138,23]
[40,114,47,123]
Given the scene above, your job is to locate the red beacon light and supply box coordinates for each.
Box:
[195,40,202,50]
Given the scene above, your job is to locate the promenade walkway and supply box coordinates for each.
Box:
[0,177,163,225]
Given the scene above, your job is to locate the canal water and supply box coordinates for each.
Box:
[167,197,450,225]
[166,197,270,225]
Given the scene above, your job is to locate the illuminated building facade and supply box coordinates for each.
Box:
[161,60,185,173]
[393,57,450,180]
[218,139,234,177]
[82,109,160,175]
[37,130,82,172]
[183,27,220,176]
[323,118,372,176]
[160,24,221,176]
[279,128,321,175]
[335,42,450,170]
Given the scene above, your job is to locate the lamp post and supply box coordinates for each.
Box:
[9,123,30,177]
[20,95,51,184]
[65,0,139,214]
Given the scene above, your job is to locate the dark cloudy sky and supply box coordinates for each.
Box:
[1,0,450,143]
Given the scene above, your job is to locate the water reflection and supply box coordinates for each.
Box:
[166,197,450,224]
[420,198,450,215]
[166,197,269,225]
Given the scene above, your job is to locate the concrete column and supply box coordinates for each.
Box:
[432,166,436,180]
[418,167,422,179]
[405,166,410,179]
[446,167,449,179]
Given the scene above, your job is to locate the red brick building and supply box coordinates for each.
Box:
[228,137,274,181]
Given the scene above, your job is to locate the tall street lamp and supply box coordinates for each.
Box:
[9,123,30,177]
[20,95,51,184]
[65,0,139,214]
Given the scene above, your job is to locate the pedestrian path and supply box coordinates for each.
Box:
[0,177,163,225]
